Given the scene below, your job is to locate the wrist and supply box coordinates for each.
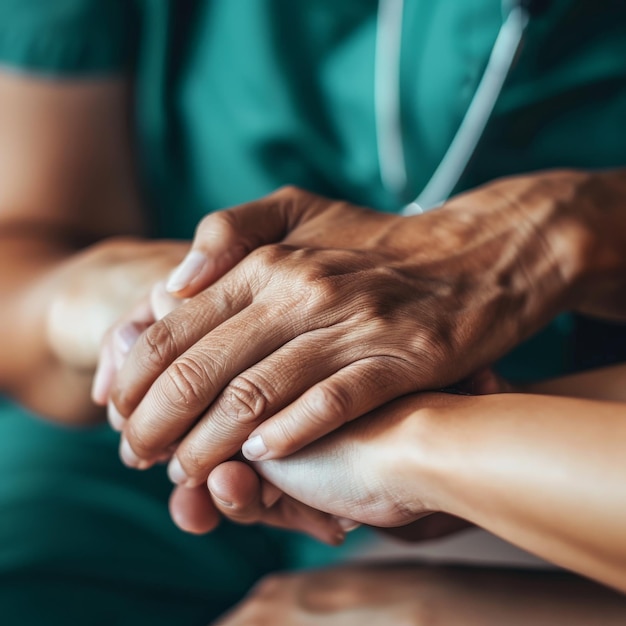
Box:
[384,394,463,518]
[44,237,151,370]
[560,169,626,319]
[509,168,626,319]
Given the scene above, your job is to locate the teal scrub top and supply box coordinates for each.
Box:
[0,1,625,624]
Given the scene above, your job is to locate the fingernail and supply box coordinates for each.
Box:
[119,437,150,470]
[107,400,125,432]
[167,456,189,485]
[334,517,362,533]
[242,435,268,461]
[213,496,234,508]
[166,250,207,293]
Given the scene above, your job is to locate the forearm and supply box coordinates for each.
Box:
[525,363,626,402]
[511,168,626,321]
[0,230,131,422]
[410,393,626,591]
[0,232,88,416]
[441,168,626,324]
[561,169,626,321]
[0,229,177,424]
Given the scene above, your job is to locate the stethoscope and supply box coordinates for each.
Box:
[374,0,551,216]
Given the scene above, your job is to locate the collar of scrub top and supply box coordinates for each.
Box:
[374,0,551,217]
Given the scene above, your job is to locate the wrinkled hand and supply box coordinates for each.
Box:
[108,180,566,489]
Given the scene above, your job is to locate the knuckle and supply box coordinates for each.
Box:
[142,320,179,371]
[197,210,238,242]
[161,356,208,410]
[410,329,451,364]
[248,242,291,268]
[351,290,391,320]
[306,383,353,426]
[268,416,301,454]
[306,274,340,310]
[219,374,273,424]
[270,184,302,200]
[177,439,211,477]
[125,420,157,458]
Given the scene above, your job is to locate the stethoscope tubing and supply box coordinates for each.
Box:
[374,0,535,216]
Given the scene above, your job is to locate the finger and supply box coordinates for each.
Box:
[207,461,267,523]
[104,283,182,422]
[169,484,221,535]
[92,298,154,406]
[165,186,320,297]
[208,461,345,545]
[166,325,359,486]
[120,296,310,469]
[261,481,283,509]
[92,340,115,406]
[242,357,414,461]
[111,266,255,422]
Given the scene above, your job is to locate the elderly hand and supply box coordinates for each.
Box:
[108,175,580,484]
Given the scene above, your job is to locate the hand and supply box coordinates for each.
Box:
[175,394,450,534]
[171,465,469,543]
[169,391,479,541]
[47,237,187,371]
[174,369,507,539]
[92,279,183,431]
[168,477,350,545]
[41,237,187,423]
[109,178,572,484]
[212,565,626,626]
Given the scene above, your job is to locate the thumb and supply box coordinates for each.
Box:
[165,186,318,297]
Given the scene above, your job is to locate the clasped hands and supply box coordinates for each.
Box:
[92,181,561,542]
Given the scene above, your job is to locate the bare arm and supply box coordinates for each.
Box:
[393,392,626,592]
[0,70,171,423]
[214,390,626,591]
[524,362,626,402]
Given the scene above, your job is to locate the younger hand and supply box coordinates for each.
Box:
[47,237,187,371]
[173,394,458,536]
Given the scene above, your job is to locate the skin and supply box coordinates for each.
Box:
[0,71,188,424]
[4,62,626,608]
[212,565,626,626]
[172,364,626,592]
[104,173,626,494]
